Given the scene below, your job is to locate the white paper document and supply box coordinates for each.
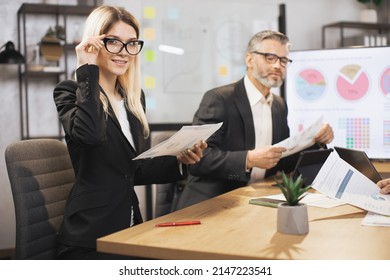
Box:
[264,193,345,208]
[133,122,223,160]
[311,152,390,215]
[274,115,324,158]
[362,211,390,227]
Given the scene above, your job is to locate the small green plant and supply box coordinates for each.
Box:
[357,0,382,8]
[43,25,65,41]
[274,171,311,206]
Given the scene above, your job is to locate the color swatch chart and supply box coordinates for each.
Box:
[338,118,370,149]
[384,120,390,147]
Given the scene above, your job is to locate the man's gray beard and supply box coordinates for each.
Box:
[259,76,283,88]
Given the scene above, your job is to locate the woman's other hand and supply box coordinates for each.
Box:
[177,140,208,164]
[377,178,390,194]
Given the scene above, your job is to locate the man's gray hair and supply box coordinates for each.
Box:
[246,30,290,53]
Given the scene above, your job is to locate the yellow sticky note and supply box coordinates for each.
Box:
[144,6,156,19]
[144,76,156,89]
[144,27,156,40]
[218,66,229,76]
[144,50,156,62]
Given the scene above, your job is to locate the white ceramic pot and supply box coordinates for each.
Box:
[360,9,378,23]
[43,0,59,4]
[277,202,309,235]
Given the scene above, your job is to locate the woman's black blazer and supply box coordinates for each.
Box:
[53,64,183,249]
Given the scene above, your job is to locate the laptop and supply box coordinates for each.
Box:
[334,146,382,183]
[292,148,333,187]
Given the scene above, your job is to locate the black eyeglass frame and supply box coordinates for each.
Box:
[252,51,292,67]
[102,38,144,55]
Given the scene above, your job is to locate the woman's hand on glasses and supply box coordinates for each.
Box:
[75,34,106,67]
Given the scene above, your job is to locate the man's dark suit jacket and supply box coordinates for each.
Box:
[176,77,319,210]
[54,64,183,250]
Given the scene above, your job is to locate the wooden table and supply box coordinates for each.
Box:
[97,180,390,260]
[373,161,390,178]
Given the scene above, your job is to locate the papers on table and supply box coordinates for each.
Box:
[362,211,390,227]
[274,115,324,158]
[133,122,222,160]
[257,193,345,208]
[311,151,390,216]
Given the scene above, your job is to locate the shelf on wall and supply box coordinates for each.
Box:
[23,71,66,77]
[17,3,94,140]
[18,3,95,16]
[322,21,390,48]
[323,21,390,30]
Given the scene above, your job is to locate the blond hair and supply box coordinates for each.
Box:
[82,5,149,138]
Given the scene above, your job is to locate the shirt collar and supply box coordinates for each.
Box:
[244,75,273,107]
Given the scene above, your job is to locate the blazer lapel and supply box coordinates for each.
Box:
[101,91,137,154]
[232,79,255,149]
[126,109,146,154]
[270,96,284,144]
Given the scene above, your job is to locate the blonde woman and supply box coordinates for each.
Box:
[53,5,206,259]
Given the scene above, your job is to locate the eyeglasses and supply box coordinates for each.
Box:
[252,51,292,67]
[102,38,144,55]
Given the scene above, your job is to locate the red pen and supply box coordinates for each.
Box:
[155,220,201,227]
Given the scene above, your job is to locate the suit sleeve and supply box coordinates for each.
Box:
[134,156,185,185]
[188,89,250,183]
[53,64,107,147]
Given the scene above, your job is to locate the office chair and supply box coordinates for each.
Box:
[155,179,186,217]
[5,139,74,259]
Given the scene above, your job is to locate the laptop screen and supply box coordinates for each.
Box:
[292,149,333,187]
[334,146,382,183]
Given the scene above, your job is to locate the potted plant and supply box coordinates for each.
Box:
[40,25,65,62]
[357,0,382,8]
[274,171,311,235]
[357,0,383,23]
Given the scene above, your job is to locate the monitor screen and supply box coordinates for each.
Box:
[285,46,390,160]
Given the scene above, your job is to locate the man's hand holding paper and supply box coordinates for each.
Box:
[273,116,334,158]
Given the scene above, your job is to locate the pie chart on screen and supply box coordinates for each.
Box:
[295,69,326,101]
[380,67,390,99]
[336,64,369,101]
